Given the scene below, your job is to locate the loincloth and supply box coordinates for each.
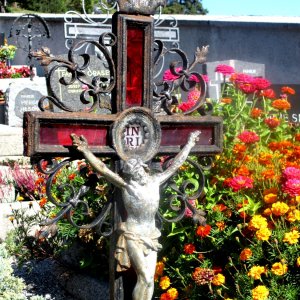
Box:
[115,222,162,272]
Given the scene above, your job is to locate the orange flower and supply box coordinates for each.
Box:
[286,209,300,222]
[248,215,268,231]
[240,248,252,261]
[258,153,273,165]
[233,143,247,154]
[234,165,251,176]
[247,265,266,280]
[212,273,225,286]
[263,193,277,204]
[256,227,272,241]
[196,224,211,238]
[295,133,300,142]
[261,169,276,180]
[213,203,227,212]
[183,243,196,254]
[221,97,232,104]
[166,288,178,300]
[216,221,226,231]
[68,173,76,180]
[39,197,47,208]
[281,86,295,95]
[155,261,165,280]
[250,108,263,118]
[271,99,291,110]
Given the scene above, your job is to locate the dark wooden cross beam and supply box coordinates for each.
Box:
[24,10,222,300]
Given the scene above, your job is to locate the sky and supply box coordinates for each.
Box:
[202,0,300,17]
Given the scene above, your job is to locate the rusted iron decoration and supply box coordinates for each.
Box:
[24,0,223,298]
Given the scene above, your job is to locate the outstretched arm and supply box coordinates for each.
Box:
[156,131,201,184]
[70,134,127,189]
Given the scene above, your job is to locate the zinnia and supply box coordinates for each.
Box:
[264,117,280,129]
[225,175,253,192]
[272,99,291,110]
[215,64,235,75]
[238,130,260,144]
[283,178,300,196]
[260,88,276,99]
[163,67,182,81]
[281,86,295,95]
[252,285,269,300]
[250,108,263,118]
[283,229,300,244]
[271,262,288,276]
[178,99,196,112]
[271,202,289,216]
[253,77,271,90]
[283,167,300,180]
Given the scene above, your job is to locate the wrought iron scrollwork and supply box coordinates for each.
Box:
[38,158,113,237]
[31,32,116,113]
[153,41,211,116]
[158,156,213,225]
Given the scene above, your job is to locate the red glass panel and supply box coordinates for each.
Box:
[161,126,214,146]
[126,27,144,107]
[40,123,108,146]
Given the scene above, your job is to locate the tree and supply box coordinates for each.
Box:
[163,0,208,14]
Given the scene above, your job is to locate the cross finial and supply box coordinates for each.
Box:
[117,0,166,15]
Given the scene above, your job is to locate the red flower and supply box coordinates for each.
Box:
[183,243,196,254]
[264,117,280,129]
[253,77,271,90]
[238,130,260,144]
[178,99,196,112]
[224,176,254,192]
[260,88,276,99]
[68,173,76,180]
[215,64,235,75]
[163,67,182,81]
[250,108,263,118]
[281,86,295,95]
[196,224,211,238]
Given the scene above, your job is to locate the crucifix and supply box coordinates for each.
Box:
[24,1,222,299]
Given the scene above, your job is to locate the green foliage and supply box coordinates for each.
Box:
[162,0,207,14]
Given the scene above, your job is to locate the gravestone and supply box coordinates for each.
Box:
[5,77,47,127]
[49,54,111,113]
[204,59,265,100]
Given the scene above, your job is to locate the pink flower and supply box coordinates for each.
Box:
[283,167,300,180]
[185,199,196,218]
[215,64,235,76]
[187,89,201,102]
[283,179,300,196]
[238,131,260,144]
[253,78,271,90]
[163,67,182,81]
[233,73,255,84]
[202,74,209,82]
[178,99,197,112]
[225,176,254,192]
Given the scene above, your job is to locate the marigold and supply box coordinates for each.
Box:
[286,209,300,222]
[271,262,288,276]
[240,248,252,261]
[252,285,269,300]
[159,276,171,290]
[216,221,226,231]
[263,193,277,204]
[250,108,263,118]
[256,227,272,241]
[296,257,300,267]
[281,86,295,95]
[247,266,266,280]
[196,224,211,238]
[160,293,170,300]
[271,201,289,216]
[272,99,291,110]
[248,215,268,231]
[166,287,178,300]
[221,97,232,104]
[212,273,225,286]
[155,261,165,280]
[238,130,260,144]
[183,243,196,254]
[283,229,299,244]
[261,169,275,180]
[192,267,214,285]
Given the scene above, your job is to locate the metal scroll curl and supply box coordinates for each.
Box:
[37,158,113,237]
[153,40,211,116]
[158,156,212,226]
[32,32,116,113]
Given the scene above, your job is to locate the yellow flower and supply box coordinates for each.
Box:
[247,266,266,280]
[271,201,289,216]
[8,216,14,222]
[16,196,24,201]
[248,215,268,231]
[166,287,179,299]
[296,257,300,267]
[283,230,299,245]
[256,227,272,241]
[271,262,288,276]
[286,209,300,222]
[212,273,225,286]
[240,248,253,261]
[159,276,171,290]
[155,261,165,281]
[252,285,269,300]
